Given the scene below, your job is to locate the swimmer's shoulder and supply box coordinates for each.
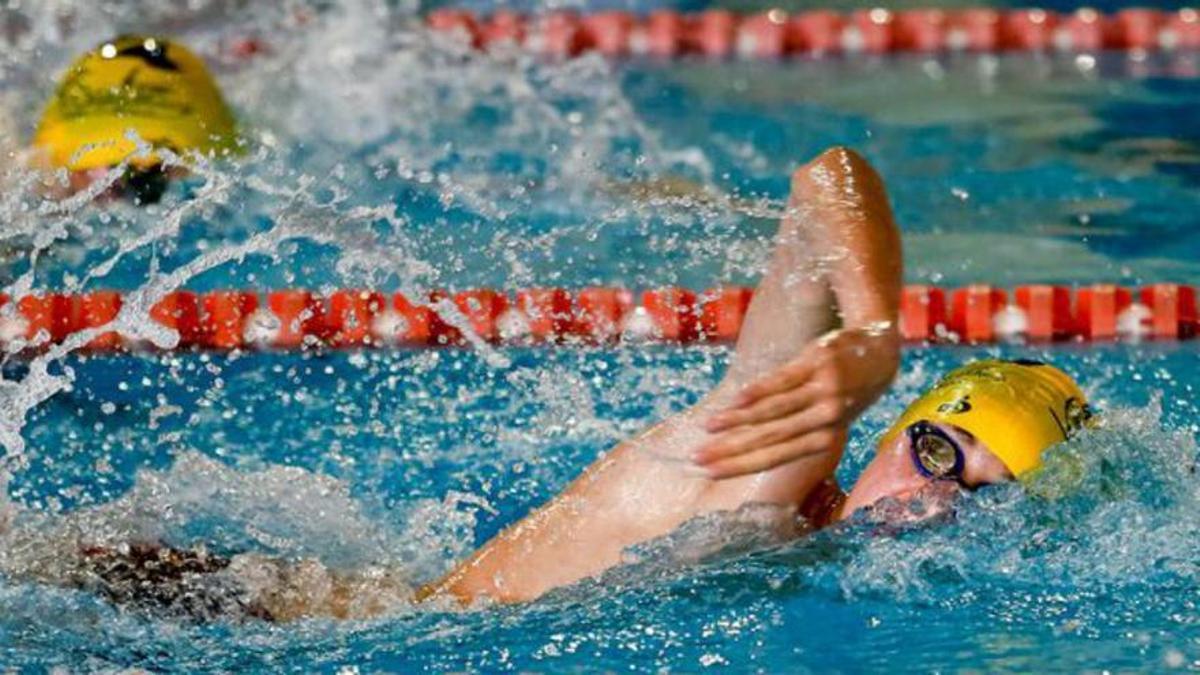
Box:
[799,478,846,529]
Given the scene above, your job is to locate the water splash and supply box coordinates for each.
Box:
[0,0,751,464]
[0,0,1197,670]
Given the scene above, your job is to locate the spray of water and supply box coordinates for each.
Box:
[0,0,772,629]
[0,0,754,455]
[0,1,1195,671]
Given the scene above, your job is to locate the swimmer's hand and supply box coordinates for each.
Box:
[694,325,899,478]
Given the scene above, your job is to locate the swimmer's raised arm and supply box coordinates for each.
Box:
[696,147,901,478]
[421,147,900,605]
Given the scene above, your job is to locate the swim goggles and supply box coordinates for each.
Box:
[906,420,969,487]
[110,164,170,204]
[68,163,172,205]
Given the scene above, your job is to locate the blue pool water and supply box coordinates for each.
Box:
[1,1,1200,671]
[4,345,1199,671]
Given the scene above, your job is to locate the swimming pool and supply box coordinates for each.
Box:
[1,1,1199,671]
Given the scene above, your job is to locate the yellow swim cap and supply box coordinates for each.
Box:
[33,35,239,171]
[882,359,1093,477]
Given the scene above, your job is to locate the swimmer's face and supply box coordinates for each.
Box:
[54,164,179,205]
[838,421,1012,522]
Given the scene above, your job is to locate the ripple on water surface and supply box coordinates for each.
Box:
[0,0,1197,670]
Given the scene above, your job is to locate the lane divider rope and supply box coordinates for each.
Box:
[0,284,1194,353]
[425,8,1200,58]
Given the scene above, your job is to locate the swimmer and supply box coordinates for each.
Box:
[29,35,239,204]
[1,147,1092,620]
[421,146,1092,604]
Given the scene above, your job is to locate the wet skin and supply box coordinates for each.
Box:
[61,419,1015,622]
[424,146,904,605]
[9,146,916,617]
[60,164,179,204]
[836,421,1014,522]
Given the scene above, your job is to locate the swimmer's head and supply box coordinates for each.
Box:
[840,359,1094,520]
[33,36,239,172]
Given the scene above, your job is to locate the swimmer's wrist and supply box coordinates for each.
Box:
[816,320,899,349]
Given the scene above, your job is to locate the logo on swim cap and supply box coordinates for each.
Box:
[936,396,971,414]
[882,359,1093,477]
[33,36,239,171]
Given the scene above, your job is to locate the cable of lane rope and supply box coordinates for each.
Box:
[424,8,1200,58]
[0,284,1194,353]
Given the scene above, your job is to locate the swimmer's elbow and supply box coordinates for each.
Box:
[790,146,897,244]
[810,145,872,172]
[792,146,885,199]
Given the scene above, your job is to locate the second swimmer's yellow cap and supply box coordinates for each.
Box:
[33,35,239,171]
[881,359,1094,477]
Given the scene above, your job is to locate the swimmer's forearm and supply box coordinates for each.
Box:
[419,452,640,604]
[786,146,901,330]
[697,148,901,479]
[427,149,905,603]
[721,147,900,388]
[422,413,719,605]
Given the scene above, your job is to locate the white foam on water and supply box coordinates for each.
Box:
[0,0,749,472]
[0,8,1192,671]
[830,397,1200,603]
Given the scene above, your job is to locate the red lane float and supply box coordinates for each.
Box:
[700,287,753,342]
[479,10,526,49]
[581,11,634,57]
[945,9,1001,51]
[202,291,258,349]
[790,11,844,54]
[844,8,894,54]
[1000,9,1057,51]
[1055,9,1106,52]
[575,286,632,343]
[15,294,74,344]
[949,285,1007,344]
[535,12,588,59]
[427,9,480,48]
[252,290,322,349]
[0,285,1197,353]
[894,10,946,52]
[327,290,384,347]
[149,291,201,347]
[1108,9,1165,51]
[1073,284,1135,340]
[639,287,700,342]
[632,10,686,58]
[514,288,573,342]
[384,293,441,345]
[426,289,467,345]
[76,291,123,350]
[899,285,947,342]
[453,288,509,343]
[1013,285,1072,341]
[1163,9,1200,50]
[691,10,737,57]
[425,8,1200,58]
[1140,283,1198,339]
[737,11,789,59]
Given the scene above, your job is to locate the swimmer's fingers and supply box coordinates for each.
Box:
[721,358,818,416]
[704,382,822,434]
[699,428,843,479]
[693,400,842,467]
[710,326,900,435]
